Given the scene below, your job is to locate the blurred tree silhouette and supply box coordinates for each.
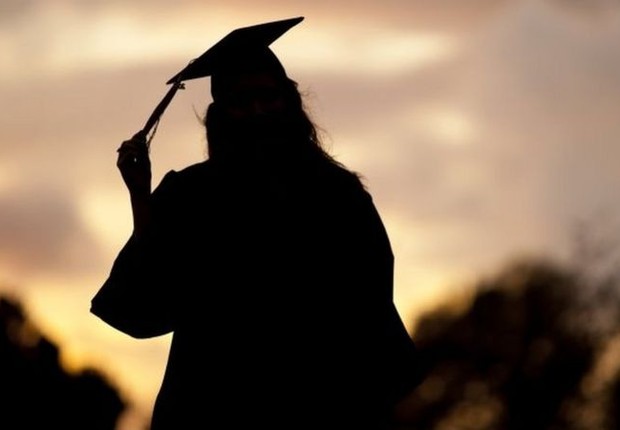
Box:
[0,293,126,430]
[396,256,620,430]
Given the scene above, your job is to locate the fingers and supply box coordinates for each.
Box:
[116,132,152,195]
[117,132,149,167]
[117,133,147,154]
[116,132,148,154]
[117,148,138,168]
[131,130,147,143]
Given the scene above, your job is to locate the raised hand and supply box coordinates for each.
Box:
[116,131,151,197]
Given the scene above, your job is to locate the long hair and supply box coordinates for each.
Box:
[204,77,346,171]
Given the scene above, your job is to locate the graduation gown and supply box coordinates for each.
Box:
[91,158,420,429]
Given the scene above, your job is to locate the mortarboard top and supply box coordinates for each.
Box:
[139,16,304,145]
[166,16,304,85]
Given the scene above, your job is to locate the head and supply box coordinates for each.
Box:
[203,48,333,168]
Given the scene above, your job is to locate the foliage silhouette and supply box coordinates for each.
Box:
[395,258,620,430]
[0,294,126,430]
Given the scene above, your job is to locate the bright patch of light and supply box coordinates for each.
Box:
[383,211,480,332]
[2,4,458,82]
[413,107,477,145]
[285,30,457,76]
[363,33,457,73]
[0,164,14,193]
[46,15,206,75]
[0,5,234,82]
[77,187,132,259]
[21,274,169,417]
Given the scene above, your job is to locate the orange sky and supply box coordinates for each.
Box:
[2,1,620,428]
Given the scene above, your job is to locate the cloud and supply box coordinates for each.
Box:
[0,183,104,277]
[4,0,620,285]
[297,1,620,285]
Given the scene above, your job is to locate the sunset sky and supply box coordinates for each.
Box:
[2,1,620,428]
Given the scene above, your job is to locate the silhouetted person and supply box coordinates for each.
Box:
[91,17,421,430]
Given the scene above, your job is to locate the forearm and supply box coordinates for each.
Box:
[129,192,152,239]
[117,132,153,238]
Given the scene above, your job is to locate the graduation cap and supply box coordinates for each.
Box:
[139,16,304,146]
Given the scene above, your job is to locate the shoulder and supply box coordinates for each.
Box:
[308,162,379,217]
[318,162,367,194]
[155,160,213,190]
[149,160,214,208]
[163,160,213,182]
